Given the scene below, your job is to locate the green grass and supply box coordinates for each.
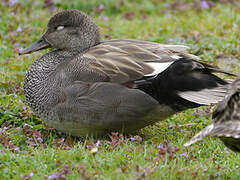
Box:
[1,0,240,179]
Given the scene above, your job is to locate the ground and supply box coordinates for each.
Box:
[0,0,240,179]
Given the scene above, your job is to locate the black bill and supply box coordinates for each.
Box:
[19,36,51,55]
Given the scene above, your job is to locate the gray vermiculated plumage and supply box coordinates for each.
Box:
[21,10,234,136]
[184,78,240,152]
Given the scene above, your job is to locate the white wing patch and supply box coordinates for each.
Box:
[234,135,240,139]
[145,62,174,77]
[170,55,182,59]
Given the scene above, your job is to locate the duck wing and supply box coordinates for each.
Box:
[100,39,200,61]
[86,39,234,82]
[184,121,240,147]
[85,39,190,84]
[184,78,240,147]
[83,39,234,106]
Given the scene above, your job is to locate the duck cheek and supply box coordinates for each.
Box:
[48,33,69,49]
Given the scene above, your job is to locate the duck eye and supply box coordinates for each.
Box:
[56,26,64,31]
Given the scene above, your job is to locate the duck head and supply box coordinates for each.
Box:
[19,9,100,55]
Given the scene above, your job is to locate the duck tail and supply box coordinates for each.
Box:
[172,58,236,106]
[137,57,236,109]
[198,62,237,77]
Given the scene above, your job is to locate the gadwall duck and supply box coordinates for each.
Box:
[185,78,240,152]
[20,10,234,136]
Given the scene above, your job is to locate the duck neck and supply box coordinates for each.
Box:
[56,48,84,57]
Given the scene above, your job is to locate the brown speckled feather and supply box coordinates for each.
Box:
[184,78,240,152]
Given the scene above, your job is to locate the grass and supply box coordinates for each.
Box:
[1,0,240,179]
